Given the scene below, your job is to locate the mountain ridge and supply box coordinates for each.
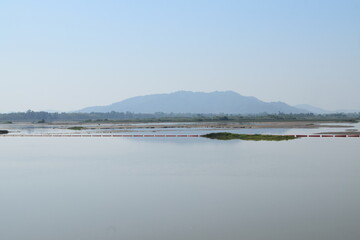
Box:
[79,91,309,114]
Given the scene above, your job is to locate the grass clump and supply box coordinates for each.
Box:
[202,132,297,141]
[68,126,87,131]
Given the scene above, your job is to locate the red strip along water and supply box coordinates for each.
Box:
[0,134,358,138]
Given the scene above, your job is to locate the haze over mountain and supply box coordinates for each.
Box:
[295,104,330,114]
[295,104,360,114]
[79,91,309,114]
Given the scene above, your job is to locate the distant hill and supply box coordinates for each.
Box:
[295,104,330,114]
[79,91,308,114]
[79,91,309,114]
[295,104,360,114]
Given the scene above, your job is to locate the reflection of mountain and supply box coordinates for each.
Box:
[79,91,308,114]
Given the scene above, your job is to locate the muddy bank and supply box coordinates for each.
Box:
[317,131,360,135]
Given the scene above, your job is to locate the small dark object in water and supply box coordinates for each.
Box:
[0,130,9,134]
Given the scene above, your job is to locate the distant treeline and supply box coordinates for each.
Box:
[0,110,359,123]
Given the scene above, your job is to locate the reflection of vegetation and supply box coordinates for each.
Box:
[68,126,87,130]
[0,130,9,134]
[203,132,298,141]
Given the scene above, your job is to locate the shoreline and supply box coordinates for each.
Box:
[40,121,355,129]
[0,121,357,136]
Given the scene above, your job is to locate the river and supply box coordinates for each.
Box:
[0,136,359,240]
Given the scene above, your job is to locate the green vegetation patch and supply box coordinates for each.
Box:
[68,126,87,131]
[202,132,298,141]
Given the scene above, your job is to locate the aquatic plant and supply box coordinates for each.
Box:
[68,126,87,130]
[202,132,297,141]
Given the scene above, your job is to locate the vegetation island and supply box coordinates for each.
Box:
[203,132,298,141]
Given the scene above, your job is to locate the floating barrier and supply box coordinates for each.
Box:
[0,134,359,138]
[321,135,333,137]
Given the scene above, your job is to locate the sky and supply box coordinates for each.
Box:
[0,0,359,112]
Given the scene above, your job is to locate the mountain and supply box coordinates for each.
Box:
[79,91,309,114]
[296,104,360,114]
[295,104,330,114]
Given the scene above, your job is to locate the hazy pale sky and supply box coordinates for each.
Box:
[1,0,359,112]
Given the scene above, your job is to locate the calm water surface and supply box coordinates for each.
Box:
[0,137,359,240]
